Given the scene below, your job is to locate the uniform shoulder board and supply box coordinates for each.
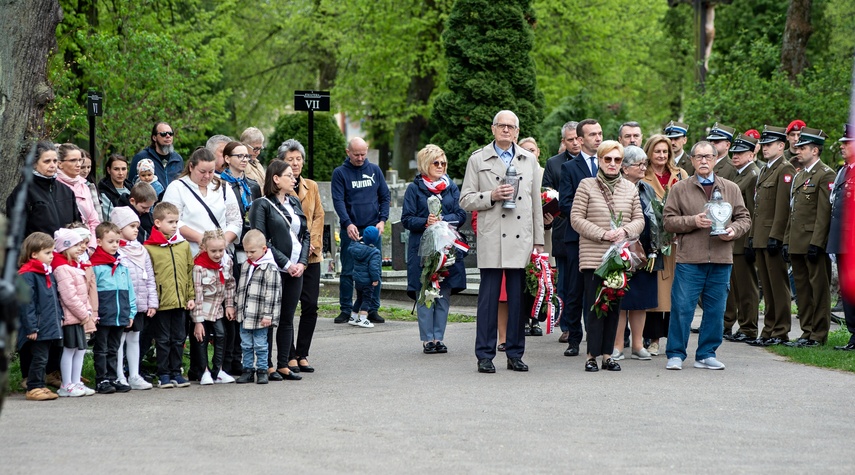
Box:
[821,163,833,172]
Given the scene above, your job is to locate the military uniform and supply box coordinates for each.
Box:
[724,135,760,340]
[750,126,796,345]
[707,123,737,181]
[785,128,836,345]
[830,124,855,350]
[665,120,695,176]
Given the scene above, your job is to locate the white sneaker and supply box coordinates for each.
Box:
[116,377,129,387]
[58,383,85,397]
[631,348,652,360]
[611,348,625,361]
[128,374,153,390]
[355,318,374,328]
[347,316,359,326]
[648,342,660,356]
[694,357,726,370]
[215,371,235,384]
[76,383,96,396]
[200,371,214,385]
[666,357,683,370]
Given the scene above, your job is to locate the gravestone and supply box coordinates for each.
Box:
[391,220,408,270]
[457,212,478,268]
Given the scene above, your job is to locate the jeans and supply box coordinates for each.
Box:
[152,308,186,377]
[339,228,381,314]
[240,327,269,371]
[666,263,732,361]
[290,262,320,360]
[353,284,375,313]
[223,262,245,372]
[24,340,53,390]
[93,324,124,382]
[191,318,226,378]
[417,280,451,342]
[268,272,303,370]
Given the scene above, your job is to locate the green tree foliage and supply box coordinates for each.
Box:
[430,0,545,177]
[267,112,346,181]
[539,92,632,159]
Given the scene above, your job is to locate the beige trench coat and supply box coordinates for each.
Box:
[459,142,545,269]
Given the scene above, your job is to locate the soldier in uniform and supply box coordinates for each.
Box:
[706,123,737,181]
[723,134,761,342]
[783,127,836,347]
[784,119,806,168]
[748,125,796,346]
[665,120,694,175]
[831,124,855,350]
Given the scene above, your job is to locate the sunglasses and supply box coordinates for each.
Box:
[602,156,623,164]
[157,131,174,137]
[432,160,447,168]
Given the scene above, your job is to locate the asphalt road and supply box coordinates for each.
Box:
[1,312,853,473]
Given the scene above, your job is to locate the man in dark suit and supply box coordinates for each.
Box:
[558,118,601,357]
[707,122,737,181]
[831,124,855,350]
[543,121,579,343]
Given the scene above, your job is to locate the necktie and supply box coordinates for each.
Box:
[590,157,598,176]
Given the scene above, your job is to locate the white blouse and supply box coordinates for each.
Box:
[162,176,243,255]
[281,198,303,269]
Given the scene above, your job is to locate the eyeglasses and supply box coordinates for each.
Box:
[157,131,174,137]
[229,154,251,161]
[602,156,623,164]
[431,161,447,168]
[493,123,518,131]
[252,146,265,153]
[627,162,648,168]
[692,154,715,162]
[61,158,84,164]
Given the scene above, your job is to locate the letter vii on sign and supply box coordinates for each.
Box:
[306,100,319,109]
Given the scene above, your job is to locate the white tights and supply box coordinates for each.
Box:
[116,331,141,381]
[61,347,86,386]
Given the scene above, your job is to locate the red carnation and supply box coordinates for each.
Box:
[617,290,625,297]
[600,303,609,311]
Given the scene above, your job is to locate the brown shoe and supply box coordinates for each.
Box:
[26,388,58,401]
[46,371,63,388]
[559,331,570,344]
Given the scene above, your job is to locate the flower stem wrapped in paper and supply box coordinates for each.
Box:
[525,251,563,333]
[590,240,639,318]
[418,195,469,308]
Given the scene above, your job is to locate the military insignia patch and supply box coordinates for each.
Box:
[784,174,792,183]
[829,182,834,191]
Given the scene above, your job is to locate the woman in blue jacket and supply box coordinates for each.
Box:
[402,145,467,354]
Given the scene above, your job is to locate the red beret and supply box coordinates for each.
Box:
[787,120,806,133]
[744,129,760,140]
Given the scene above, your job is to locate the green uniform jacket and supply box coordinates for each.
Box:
[750,156,796,246]
[713,156,737,181]
[732,162,760,254]
[785,161,836,254]
[144,241,196,311]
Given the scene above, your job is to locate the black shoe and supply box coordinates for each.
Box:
[524,326,531,336]
[762,337,787,346]
[334,312,350,324]
[497,343,507,352]
[367,311,385,323]
[97,380,116,394]
[747,337,767,347]
[297,359,315,373]
[731,332,751,342]
[529,324,543,337]
[288,365,301,374]
[559,331,569,343]
[564,342,580,357]
[722,330,734,341]
[236,370,255,384]
[435,341,448,353]
[111,380,131,393]
[507,357,529,372]
[602,358,621,371]
[256,369,268,384]
[267,370,284,382]
[801,340,820,347]
[477,358,496,373]
[278,369,302,381]
[423,342,437,354]
[585,358,599,372]
[834,343,855,351]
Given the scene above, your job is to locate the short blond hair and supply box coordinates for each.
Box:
[152,202,179,221]
[416,144,446,177]
[597,140,624,161]
[242,229,266,248]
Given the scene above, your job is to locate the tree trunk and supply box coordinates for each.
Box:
[393,74,435,181]
[0,0,63,211]
[781,0,813,82]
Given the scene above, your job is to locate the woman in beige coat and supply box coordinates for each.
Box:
[571,141,644,372]
[641,134,688,355]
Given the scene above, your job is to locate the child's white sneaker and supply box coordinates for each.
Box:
[355,318,374,328]
[128,374,153,390]
[348,316,360,326]
[76,383,96,396]
[200,371,214,385]
[215,371,235,384]
[58,383,85,397]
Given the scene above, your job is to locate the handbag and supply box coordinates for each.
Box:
[179,179,222,229]
[595,178,648,271]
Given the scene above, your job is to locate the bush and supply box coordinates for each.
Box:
[267,112,346,181]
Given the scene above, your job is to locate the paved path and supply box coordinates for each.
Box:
[1,312,853,473]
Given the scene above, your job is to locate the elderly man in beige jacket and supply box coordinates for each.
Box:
[460,110,545,374]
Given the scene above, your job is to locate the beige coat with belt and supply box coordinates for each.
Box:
[460,142,544,269]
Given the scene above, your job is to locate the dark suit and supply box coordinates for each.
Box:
[544,151,575,323]
[724,162,760,337]
[558,154,596,341]
[828,165,855,343]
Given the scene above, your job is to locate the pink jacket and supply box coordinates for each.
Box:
[56,171,101,248]
[54,264,94,327]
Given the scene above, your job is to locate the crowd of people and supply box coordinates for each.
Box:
[8,111,855,399]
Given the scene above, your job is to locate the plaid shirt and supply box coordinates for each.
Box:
[236,261,281,329]
[191,258,236,323]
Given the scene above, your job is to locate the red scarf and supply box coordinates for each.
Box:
[89,246,121,275]
[422,175,448,194]
[143,228,184,247]
[119,239,131,247]
[18,258,52,288]
[194,252,225,284]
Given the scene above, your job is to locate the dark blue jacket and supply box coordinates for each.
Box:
[349,241,382,288]
[129,146,184,188]
[17,272,63,350]
[559,154,597,243]
[401,176,467,300]
[543,151,576,257]
[331,159,390,229]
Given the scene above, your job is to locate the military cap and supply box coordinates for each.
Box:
[706,123,735,142]
[794,127,828,147]
[729,134,758,153]
[758,125,787,144]
[786,119,806,134]
[839,124,854,142]
[664,120,688,139]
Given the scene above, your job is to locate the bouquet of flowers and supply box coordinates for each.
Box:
[541,187,560,218]
[418,195,469,308]
[591,240,634,318]
[525,251,563,333]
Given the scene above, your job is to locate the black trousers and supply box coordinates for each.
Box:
[291,262,320,360]
[223,262,244,373]
[19,342,61,380]
[582,270,620,358]
[560,243,587,344]
[24,340,53,390]
[139,313,156,372]
[191,319,226,378]
[153,308,186,377]
[476,268,526,360]
[268,272,303,370]
[93,325,124,382]
[187,313,205,379]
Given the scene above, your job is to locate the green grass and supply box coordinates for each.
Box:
[767,327,855,373]
[316,304,475,323]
